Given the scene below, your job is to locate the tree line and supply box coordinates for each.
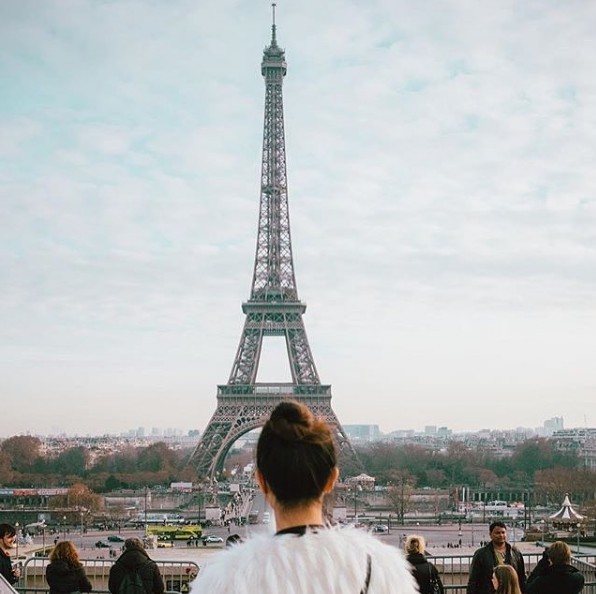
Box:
[1,435,594,508]
[356,438,595,507]
[0,436,195,491]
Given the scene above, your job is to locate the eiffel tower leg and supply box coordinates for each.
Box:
[285,315,320,384]
[188,395,281,480]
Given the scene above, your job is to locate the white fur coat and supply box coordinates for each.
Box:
[190,526,418,594]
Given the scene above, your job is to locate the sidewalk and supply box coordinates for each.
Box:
[12,541,222,565]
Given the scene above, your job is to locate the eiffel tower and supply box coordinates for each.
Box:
[189,7,359,480]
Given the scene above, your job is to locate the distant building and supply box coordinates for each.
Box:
[344,424,381,442]
[552,427,596,470]
[424,425,437,435]
[543,417,564,436]
[170,482,193,492]
[437,426,452,438]
[344,473,375,490]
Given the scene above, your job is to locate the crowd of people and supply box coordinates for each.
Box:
[1,527,165,594]
[0,402,589,594]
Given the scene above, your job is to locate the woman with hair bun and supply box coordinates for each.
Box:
[191,400,418,594]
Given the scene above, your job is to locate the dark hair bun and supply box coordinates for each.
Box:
[269,401,311,434]
[268,401,329,445]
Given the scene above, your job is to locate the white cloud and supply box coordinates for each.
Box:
[0,0,595,437]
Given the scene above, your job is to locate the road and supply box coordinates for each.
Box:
[23,497,531,561]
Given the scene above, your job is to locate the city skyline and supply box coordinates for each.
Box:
[1,415,583,441]
[1,1,595,437]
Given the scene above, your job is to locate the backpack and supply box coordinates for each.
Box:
[118,569,146,594]
[426,563,441,594]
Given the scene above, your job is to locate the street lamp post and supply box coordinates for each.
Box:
[350,485,362,521]
[198,485,202,525]
[80,512,84,550]
[576,523,581,554]
[400,479,405,525]
[144,487,148,536]
[15,522,19,559]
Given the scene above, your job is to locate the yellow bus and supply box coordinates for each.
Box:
[147,524,202,541]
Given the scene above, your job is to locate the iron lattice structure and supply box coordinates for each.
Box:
[189,14,359,480]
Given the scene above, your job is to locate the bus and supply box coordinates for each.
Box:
[127,513,186,527]
[146,524,202,541]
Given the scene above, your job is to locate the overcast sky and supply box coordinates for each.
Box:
[1,0,595,438]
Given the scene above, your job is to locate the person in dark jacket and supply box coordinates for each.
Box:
[405,534,444,594]
[0,523,21,585]
[526,541,584,594]
[467,521,526,594]
[108,538,164,594]
[45,541,92,594]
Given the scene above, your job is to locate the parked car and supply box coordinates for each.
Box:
[372,524,388,533]
[107,535,125,542]
[157,541,174,548]
[95,541,111,548]
[202,535,224,544]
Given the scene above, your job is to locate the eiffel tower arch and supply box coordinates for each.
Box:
[189,8,360,480]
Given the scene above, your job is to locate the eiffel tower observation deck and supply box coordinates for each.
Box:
[189,6,358,480]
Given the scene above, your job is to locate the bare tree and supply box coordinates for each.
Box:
[386,471,416,524]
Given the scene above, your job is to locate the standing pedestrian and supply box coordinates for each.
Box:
[526,541,584,594]
[467,521,525,594]
[46,541,92,594]
[0,523,21,585]
[108,538,164,594]
[405,534,444,594]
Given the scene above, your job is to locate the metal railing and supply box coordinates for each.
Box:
[14,551,596,594]
[427,552,596,594]
[18,557,200,594]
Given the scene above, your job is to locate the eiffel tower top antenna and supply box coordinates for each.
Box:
[271,3,277,45]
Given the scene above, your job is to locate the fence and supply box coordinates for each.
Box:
[14,551,596,594]
[18,557,200,594]
[429,551,596,594]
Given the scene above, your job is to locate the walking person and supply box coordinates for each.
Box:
[492,565,522,594]
[45,541,93,594]
[405,535,444,594]
[190,400,418,594]
[467,521,525,594]
[0,523,21,585]
[108,538,164,594]
[526,541,584,594]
